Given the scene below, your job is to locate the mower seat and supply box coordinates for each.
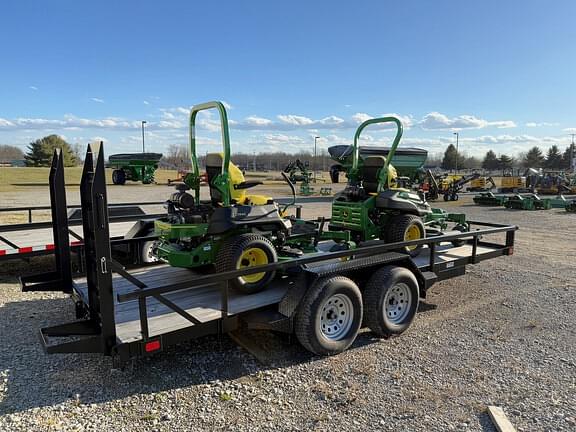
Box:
[361,156,399,193]
[205,153,273,206]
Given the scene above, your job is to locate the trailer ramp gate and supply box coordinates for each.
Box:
[21,144,518,365]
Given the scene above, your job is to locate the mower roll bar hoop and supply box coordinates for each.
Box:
[351,116,403,187]
[189,101,232,206]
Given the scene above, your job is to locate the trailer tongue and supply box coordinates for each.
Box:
[20,144,517,366]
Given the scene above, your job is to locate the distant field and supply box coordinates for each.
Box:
[0,167,333,193]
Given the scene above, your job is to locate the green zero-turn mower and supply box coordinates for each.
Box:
[327,116,468,256]
[153,101,298,294]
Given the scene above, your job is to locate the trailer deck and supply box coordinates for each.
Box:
[72,242,501,345]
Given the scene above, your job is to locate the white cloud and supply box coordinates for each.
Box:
[222,101,233,110]
[29,86,38,91]
[525,121,558,127]
[90,97,105,103]
[420,112,516,130]
[563,127,576,133]
[244,116,273,127]
[277,114,315,126]
[143,100,150,105]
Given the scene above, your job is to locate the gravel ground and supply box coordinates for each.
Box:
[1,194,575,431]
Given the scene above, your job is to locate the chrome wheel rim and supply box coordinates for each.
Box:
[319,294,354,340]
[383,283,412,324]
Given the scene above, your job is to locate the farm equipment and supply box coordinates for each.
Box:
[549,195,568,209]
[283,159,318,195]
[108,153,163,185]
[153,102,294,294]
[441,173,480,201]
[467,176,496,192]
[328,145,428,184]
[328,116,469,255]
[566,200,576,212]
[504,194,551,210]
[473,192,509,206]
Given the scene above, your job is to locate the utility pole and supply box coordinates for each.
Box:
[571,134,575,172]
[314,136,320,183]
[453,132,459,172]
[141,121,147,153]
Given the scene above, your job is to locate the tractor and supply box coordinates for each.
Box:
[327,116,468,256]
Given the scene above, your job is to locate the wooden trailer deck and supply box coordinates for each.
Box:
[73,242,497,345]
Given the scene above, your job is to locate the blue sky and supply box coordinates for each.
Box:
[1,0,575,158]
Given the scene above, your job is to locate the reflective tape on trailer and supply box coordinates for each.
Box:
[0,240,83,256]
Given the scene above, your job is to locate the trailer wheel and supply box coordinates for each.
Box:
[386,214,425,257]
[295,276,362,356]
[112,169,126,185]
[216,233,277,294]
[141,240,159,263]
[363,266,419,337]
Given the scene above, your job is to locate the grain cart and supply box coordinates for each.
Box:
[108,153,163,185]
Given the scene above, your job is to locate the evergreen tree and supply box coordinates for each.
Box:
[482,150,499,170]
[498,154,514,170]
[523,146,545,168]
[545,145,562,169]
[561,144,575,170]
[25,135,77,167]
[441,144,465,170]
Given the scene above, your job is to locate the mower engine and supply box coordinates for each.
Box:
[164,184,212,225]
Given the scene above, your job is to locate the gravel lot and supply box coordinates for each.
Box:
[1,188,575,431]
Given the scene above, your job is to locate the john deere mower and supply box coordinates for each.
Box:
[153,101,294,294]
[327,116,468,256]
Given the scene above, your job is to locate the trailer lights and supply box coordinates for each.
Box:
[144,339,161,353]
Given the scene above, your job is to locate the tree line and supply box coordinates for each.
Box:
[3,135,575,172]
[439,143,575,171]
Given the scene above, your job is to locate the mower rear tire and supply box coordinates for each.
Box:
[216,233,277,294]
[386,214,425,257]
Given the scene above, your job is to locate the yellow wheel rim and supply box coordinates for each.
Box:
[404,224,422,251]
[237,247,269,283]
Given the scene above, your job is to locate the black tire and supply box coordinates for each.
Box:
[450,224,468,247]
[386,214,426,257]
[363,266,419,337]
[451,193,459,201]
[215,233,277,294]
[443,193,450,202]
[295,276,362,356]
[112,169,126,185]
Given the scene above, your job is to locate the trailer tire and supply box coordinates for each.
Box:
[215,233,277,294]
[112,169,126,185]
[386,214,425,257]
[295,276,362,356]
[363,266,419,337]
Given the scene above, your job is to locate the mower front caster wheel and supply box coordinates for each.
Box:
[216,233,277,294]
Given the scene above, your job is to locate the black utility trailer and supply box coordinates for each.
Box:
[0,202,164,266]
[21,145,517,366]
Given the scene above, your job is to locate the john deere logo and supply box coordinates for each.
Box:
[342,210,349,218]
